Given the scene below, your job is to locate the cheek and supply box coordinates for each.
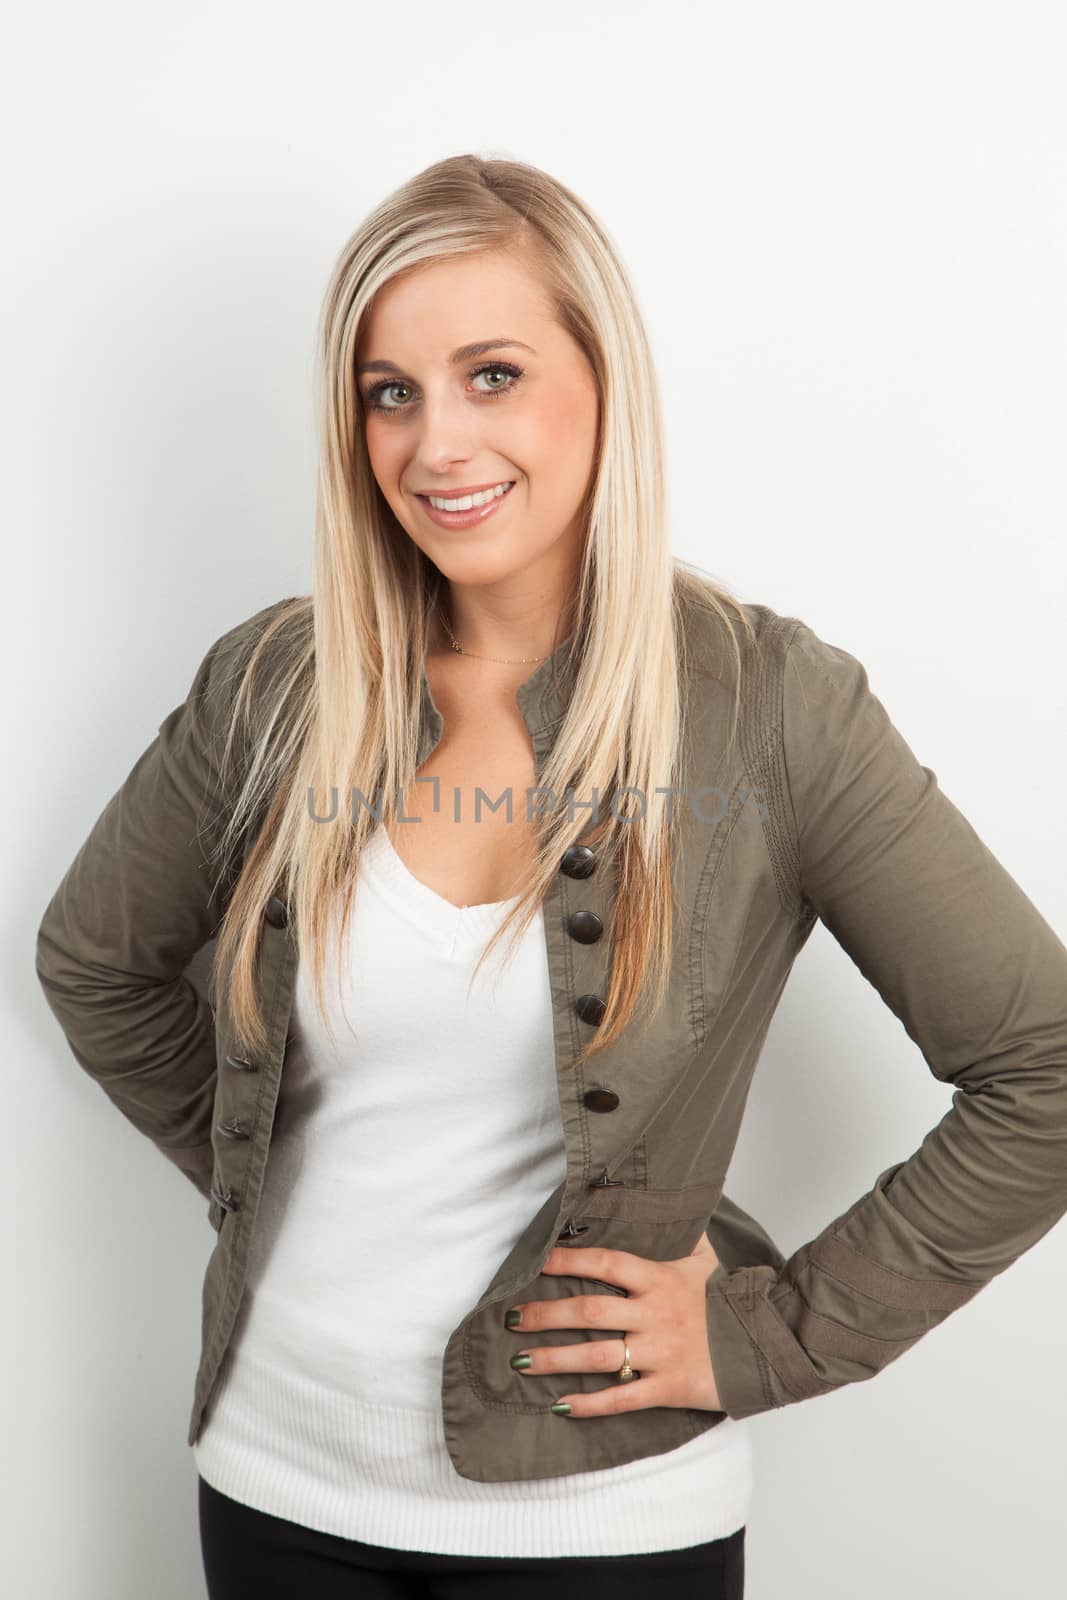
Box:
[363,427,410,510]
[523,388,597,512]
[364,422,395,477]
[536,386,589,456]
[515,387,596,494]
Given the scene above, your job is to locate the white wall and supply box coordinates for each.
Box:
[8,2,1066,1595]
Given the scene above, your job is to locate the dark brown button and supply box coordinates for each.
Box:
[583,1087,620,1113]
[264,895,289,929]
[216,1117,249,1140]
[560,845,596,879]
[566,910,603,944]
[575,993,606,1026]
[209,1184,241,1213]
[555,1219,590,1239]
[225,1053,259,1073]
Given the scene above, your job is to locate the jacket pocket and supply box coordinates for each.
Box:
[464,1263,639,1411]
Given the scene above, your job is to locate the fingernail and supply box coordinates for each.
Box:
[510,1353,532,1370]
[550,1401,572,1415]
[504,1308,522,1328]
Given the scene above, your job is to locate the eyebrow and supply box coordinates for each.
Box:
[356,338,538,379]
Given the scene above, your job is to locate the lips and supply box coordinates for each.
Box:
[417,480,514,502]
[416,480,517,529]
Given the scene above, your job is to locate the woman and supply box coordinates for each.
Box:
[36,155,1067,1599]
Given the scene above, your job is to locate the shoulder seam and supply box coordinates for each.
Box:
[736,614,808,922]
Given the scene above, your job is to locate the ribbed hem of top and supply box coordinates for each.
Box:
[191,1353,753,1558]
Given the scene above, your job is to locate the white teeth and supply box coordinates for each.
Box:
[426,482,513,512]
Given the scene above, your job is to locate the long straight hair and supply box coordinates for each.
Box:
[209,155,756,1067]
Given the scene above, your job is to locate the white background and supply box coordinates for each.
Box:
[7,2,1066,1595]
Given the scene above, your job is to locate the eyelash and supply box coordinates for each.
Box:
[363,361,525,415]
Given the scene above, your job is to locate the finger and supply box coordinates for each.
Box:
[547,1374,663,1419]
[511,1335,639,1379]
[506,1293,647,1334]
[539,1244,659,1295]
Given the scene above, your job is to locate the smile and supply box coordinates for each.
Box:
[416,481,516,529]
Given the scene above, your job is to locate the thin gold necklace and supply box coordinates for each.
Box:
[438,608,550,665]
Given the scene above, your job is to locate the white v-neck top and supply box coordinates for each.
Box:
[192,825,753,1556]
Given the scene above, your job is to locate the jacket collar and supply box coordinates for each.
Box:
[416,630,581,768]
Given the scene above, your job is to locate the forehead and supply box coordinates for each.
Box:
[356,252,554,362]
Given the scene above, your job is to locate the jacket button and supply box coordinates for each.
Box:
[560,845,596,879]
[582,1087,620,1113]
[575,993,606,1026]
[264,895,289,929]
[216,1117,249,1140]
[556,1219,590,1239]
[225,1053,259,1073]
[566,910,603,944]
[209,1184,241,1213]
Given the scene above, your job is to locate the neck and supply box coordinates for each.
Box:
[433,588,575,665]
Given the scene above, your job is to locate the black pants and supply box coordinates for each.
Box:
[198,1475,745,1598]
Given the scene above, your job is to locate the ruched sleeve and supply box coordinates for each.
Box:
[34,602,284,1201]
[704,619,1067,1418]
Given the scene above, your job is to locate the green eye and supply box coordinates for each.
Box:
[364,361,525,415]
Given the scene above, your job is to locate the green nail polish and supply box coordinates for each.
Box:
[510,1353,532,1370]
[504,1309,522,1328]
[550,1401,572,1415]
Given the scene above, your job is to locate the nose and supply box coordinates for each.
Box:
[409,386,488,465]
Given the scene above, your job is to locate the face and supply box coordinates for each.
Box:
[355,250,600,605]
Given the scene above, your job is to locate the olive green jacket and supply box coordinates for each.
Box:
[34,591,1067,1482]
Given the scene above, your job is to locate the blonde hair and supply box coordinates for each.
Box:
[210,154,756,1067]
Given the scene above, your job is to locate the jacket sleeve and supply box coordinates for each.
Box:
[34,606,272,1204]
[704,617,1067,1419]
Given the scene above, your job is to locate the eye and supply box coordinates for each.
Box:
[363,361,525,415]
